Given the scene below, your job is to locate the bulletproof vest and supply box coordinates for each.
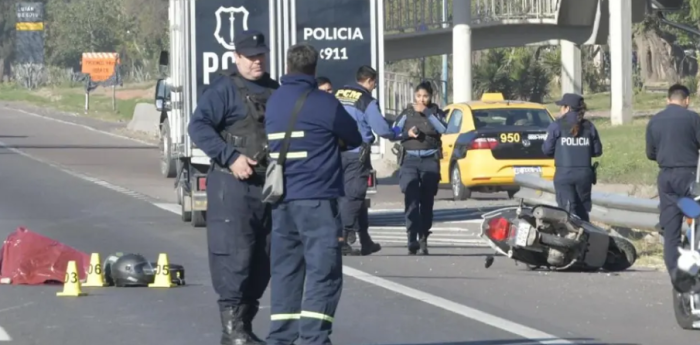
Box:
[218,71,275,175]
[554,119,593,167]
[334,85,373,113]
[401,104,442,151]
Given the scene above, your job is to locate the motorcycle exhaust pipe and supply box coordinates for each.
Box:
[533,205,570,224]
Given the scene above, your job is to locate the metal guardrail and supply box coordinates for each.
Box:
[513,174,660,230]
[384,0,560,32]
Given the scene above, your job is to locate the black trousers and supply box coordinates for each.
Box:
[399,155,440,243]
[553,167,593,222]
[657,167,696,274]
[206,169,271,311]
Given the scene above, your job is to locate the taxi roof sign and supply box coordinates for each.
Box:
[480,93,505,101]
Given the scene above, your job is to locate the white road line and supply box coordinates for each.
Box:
[0,126,570,344]
[0,326,11,341]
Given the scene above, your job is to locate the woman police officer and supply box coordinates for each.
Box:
[393,82,447,255]
[542,93,603,221]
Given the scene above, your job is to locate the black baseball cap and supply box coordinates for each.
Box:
[234,30,269,57]
[554,93,585,109]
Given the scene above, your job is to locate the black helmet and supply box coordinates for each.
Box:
[110,253,155,287]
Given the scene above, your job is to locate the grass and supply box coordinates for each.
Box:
[544,90,699,114]
[0,82,153,122]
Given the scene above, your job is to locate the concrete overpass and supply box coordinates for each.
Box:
[382,0,651,124]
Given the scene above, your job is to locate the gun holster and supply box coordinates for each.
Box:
[591,161,599,185]
[395,144,406,166]
[358,143,371,163]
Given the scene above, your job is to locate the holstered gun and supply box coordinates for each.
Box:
[392,143,406,166]
[358,142,371,163]
[591,161,599,185]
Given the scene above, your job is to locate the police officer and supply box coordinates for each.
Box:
[264,43,363,345]
[187,30,278,345]
[542,93,602,222]
[317,76,333,93]
[394,82,446,255]
[646,84,700,290]
[334,65,406,256]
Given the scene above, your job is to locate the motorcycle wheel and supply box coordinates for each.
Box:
[601,236,637,272]
[673,289,700,330]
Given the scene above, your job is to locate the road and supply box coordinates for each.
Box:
[0,103,696,344]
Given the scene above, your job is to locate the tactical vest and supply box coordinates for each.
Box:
[401,104,442,151]
[218,71,275,175]
[554,119,593,167]
[334,85,373,113]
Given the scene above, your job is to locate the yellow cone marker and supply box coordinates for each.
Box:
[83,253,107,287]
[57,260,87,297]
[149,253,175,288]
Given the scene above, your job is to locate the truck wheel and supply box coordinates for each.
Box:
[180,188,192,222]
[451,165,471,201]
[160,120,177,178]
[191,211,206,228]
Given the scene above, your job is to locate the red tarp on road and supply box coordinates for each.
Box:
[0,227,90,285]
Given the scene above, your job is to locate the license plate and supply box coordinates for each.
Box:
[514,221,531,247]
[514,166,542,174]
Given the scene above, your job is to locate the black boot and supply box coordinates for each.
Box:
[345,230,357,245]
[407,231,419,255]
[220,307,264,345]
[341,240,360,256]
[359,231,381,256]
[241,304,266,344]
[418,231,432,255]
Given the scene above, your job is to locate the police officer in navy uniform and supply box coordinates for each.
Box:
[187,30,278,345]
[394,82,447,255]
[542,93,602,222]
[264,43,363,345]
[334,65,406,256]
[646,84,700,290]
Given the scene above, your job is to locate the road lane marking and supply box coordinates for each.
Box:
[0,326,11,341]
[0,137,571,344]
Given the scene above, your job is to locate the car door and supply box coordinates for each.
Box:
[439,106,464,184]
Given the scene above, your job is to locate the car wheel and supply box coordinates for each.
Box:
[451,164,471,201]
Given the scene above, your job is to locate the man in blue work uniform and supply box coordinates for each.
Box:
[264,43,363,345]
[542,93,602,222]
[394,81,447,255]
[646,84,700,290]
[187,30,278,345]
[334,65,406,256]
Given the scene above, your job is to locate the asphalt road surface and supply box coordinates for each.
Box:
[0,104,697,345]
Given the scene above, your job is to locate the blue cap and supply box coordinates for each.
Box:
[234,30,269,57]
[554,93,585,109]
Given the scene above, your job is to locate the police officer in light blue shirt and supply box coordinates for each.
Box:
[542,93,603,222]
[334,65,407,256]
[394,82,447,255]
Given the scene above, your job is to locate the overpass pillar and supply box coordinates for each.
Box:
[453,0,472,103]
[609,0,633,125]
[560,41,582,95]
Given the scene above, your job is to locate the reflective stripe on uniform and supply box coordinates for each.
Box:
[300,311,334,323]
[268,131,305,140]
[270,152,307,159]
[270,313,301,321]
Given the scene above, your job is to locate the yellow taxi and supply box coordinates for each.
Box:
[439,93,556,200]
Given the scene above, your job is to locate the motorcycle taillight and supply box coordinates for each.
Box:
[486,217,513,242]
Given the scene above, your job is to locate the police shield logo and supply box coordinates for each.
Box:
[214,6,250,50]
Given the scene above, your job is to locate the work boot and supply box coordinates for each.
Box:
[220,307,264,345]
[418,231,432,255]
[407,231,420,255]
[241,304,265,344]
[359,231,382,256]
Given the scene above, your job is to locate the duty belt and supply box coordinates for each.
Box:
[221,133,248,146]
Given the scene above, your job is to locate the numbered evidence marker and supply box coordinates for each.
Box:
[149,253,176,288]
[83,253,107,287]
[57,260,87,297]
[295,0,373,90]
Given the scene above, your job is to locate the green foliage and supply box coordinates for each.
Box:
[472,48,553,102]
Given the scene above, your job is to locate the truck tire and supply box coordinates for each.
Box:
[191,211,206,228]
[160,120,177,178]
[180,188,192,222]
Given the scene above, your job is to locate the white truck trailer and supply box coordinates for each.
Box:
[154,0,385,228]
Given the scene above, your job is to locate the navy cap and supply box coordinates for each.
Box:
[554,93,585,109]
[234,30,269,57]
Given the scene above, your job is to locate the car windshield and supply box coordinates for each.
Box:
[471,108,553,130]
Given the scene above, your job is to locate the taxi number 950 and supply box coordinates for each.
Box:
[499,133,520,143]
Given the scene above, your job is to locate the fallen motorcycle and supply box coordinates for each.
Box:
[670,181,700,330]
[479,202,637,272]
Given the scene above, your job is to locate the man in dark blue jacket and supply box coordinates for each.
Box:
[264,43,362,345]
[334,65,405,256]
[646,84,700,291]
[187,30,278,345]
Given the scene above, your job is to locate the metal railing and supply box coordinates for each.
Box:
[514,174,660,231]
[384,0,560,33]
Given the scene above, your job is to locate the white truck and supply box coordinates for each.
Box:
[154,0,385,228]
